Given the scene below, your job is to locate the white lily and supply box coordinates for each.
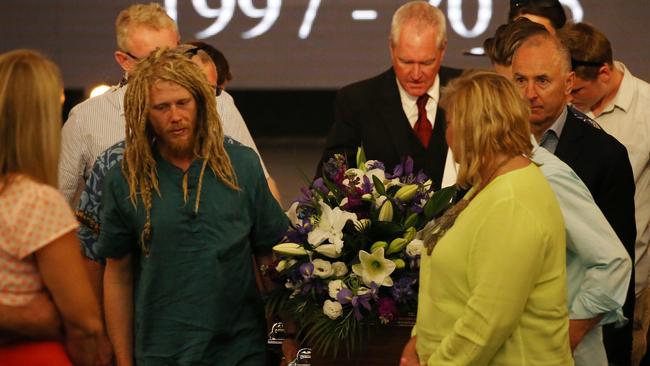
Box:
[406,239,424,257]
[314,243,343,258]
[307,202,358,248]
[352,248,396,287]
[273,243,309,256]
[365,168,386,183]
[285,201,302,227]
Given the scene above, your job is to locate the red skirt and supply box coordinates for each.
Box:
[0,341,72,366]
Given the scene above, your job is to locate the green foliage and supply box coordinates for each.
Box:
[423,185,457,219]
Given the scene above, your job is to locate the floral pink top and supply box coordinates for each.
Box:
[0,176,78,306]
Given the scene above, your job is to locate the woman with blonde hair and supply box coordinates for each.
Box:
[401,70,572,365]
[0,49,111,365]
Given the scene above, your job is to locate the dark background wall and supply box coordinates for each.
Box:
[4,0,649,138]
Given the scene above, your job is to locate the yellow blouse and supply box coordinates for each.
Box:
[415,164,573,365]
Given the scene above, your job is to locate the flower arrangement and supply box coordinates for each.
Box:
[266,148,457,358]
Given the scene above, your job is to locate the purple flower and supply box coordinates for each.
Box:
[313,177,329,195]
[337,287,374,321]
[391,277,416,303]
[300,262,315,279]
[361,175,373,194]
[378,297,398,324]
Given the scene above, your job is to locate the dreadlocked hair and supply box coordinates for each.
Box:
[123,47,239,255]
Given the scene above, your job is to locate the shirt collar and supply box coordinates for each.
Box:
[543,106,569,139]
[604,61,634,114]
[396,75,440,106]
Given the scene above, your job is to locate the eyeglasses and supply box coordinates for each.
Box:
[122,50,141,61]
[571,58,604,70]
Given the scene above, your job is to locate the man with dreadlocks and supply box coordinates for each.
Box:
[95,48,289,365]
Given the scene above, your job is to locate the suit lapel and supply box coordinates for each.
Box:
[373,68,453,188]
[374,69,422,162]
[555,108,585,162]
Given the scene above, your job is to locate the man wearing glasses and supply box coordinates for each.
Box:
[59,3,279,208]
[58,3,180,207]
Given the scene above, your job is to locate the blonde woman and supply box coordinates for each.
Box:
[401,71,572,365]
[0,50,111,365]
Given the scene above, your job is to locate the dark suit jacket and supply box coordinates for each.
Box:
[556,107,637,365]
[318,66,462,190]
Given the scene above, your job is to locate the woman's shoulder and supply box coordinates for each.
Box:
[2,175,69,209]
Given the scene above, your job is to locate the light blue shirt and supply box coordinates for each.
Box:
[532,140,631,366]
[539,107,568,154]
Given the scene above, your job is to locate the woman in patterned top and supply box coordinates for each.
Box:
[0,50,111,365]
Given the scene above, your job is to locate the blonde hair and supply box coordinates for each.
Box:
[115,3,179,52]
[440,70,532,189]
[390,1,447,49]
[0,49,63,190]
[123,47,238,255]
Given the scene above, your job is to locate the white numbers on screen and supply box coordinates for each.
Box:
[166,0,583,40]
[192,0,237,39]
[238,0,282,39]
[299,0,322,39]
[447,0,492,38]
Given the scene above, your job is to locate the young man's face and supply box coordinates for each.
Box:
[570,76,606,113]
[148,80,198,159]
[390,22,446,97]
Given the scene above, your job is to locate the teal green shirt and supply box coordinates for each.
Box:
[97,144,288,365]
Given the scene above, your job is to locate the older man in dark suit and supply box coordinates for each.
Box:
[317,1,461,190]
[512,32,637,366]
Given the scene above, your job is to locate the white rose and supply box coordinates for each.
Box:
[323,300,343,320]
[328,279,346,299]
[312,259,334,278]
[406,239,424,257]
[331,261,349,277]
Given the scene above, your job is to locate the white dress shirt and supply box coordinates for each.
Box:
[587,62,650,294]
[395,76,457,187]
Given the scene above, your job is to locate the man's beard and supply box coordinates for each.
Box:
[161,133,195,158]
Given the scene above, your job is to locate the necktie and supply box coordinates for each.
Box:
[414,94,432,149]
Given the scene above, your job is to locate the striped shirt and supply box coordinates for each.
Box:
[59,85,268,206]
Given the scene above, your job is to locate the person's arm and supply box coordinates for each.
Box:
[547,164,631,348]
[570,316,603,351]
[59,110,87,205]
[104,254,134,366]
[36,230,112,366]
[256,252,298,364]
[0,292,62,341]
[400,335,420,366]
[266,176,282,204]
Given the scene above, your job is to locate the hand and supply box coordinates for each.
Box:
[0,292,62,342]
[400,335,420,366]
[94,334,114,366]
[569,317,602,351]
[279,337,299,366]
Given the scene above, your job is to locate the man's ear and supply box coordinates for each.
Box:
[115,51,131,73]
[439,40,448,59]
[565,71,575,96]
[597,64,612,84]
